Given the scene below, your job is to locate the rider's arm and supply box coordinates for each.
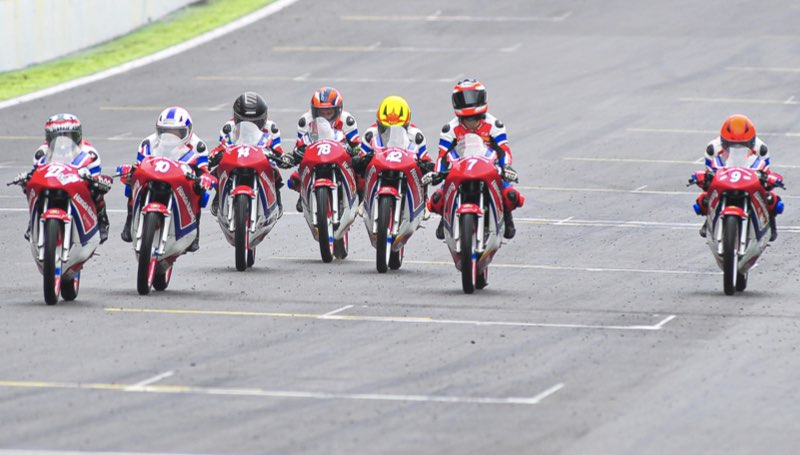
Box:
[488,117,512,167]
[266,120,284,155]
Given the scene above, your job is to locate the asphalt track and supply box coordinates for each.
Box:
[1,1,800,454]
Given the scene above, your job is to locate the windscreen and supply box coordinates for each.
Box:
[234,121,265,146]
[724,145,756,168]
[456,133,489,158]
[151,133,189,160]
[45,136,80,164]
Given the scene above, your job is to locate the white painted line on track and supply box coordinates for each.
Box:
[125,370,175,391]
[0,379,563,406]
[633,185,648,192]
[340,12,571,22]
[273,45,516,53]
[106,307,678,331]
[726,66,800,73]
[516,185,697,196]
[0,451,206,455]
[653,315,677,329]
[0,0,302,110]
[562,156,800,170]
[627,127,800,139]
[679,96,800,105]
[319,305,354,318]
[269,256,720,275]
[196,75,460,83]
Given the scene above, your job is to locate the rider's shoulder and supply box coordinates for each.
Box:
[754,137,768,156]
[298,111,313,129]
[707,137,723,155]
[441,118,459,134]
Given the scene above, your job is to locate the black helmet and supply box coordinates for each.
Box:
[233,92,268,129]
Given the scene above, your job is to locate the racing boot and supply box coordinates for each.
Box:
[98,206,110,244]
[210,191,219,216]
[770,215,778,241]
[296,196,303,213]
[435,218,445,240]
[503,211,516,239]
[699,223,707,238]
[121,205,133,243]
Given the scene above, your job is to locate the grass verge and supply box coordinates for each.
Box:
[0,0,275,101]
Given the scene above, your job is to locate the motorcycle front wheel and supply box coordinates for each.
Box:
[315,187,334,263]
[234,194,250,271]
[137,212,161,295]
[376,195,394,273]
[460,213,477,294]
[42,218,62,305]
[722,215,739,296]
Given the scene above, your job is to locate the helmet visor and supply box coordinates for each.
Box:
[157,125,189,141]
[453,90,486,109]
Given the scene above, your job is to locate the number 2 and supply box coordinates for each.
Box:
[386,151,403,163]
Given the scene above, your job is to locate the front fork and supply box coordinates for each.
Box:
[454,183,485,254]
[370,177,404,237]
[135,191,173,255]
[311,171,340,227]
[36,198,73,263]
[226,175,259,234]
[715,199,749,256]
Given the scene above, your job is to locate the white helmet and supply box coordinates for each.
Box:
[156,106,193,145]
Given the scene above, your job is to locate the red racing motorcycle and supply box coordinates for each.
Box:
[362,126,427,273]
[212,121,284,271]
[689,147,784,295]
[437,134,517,294]
[295,118,358,263]
[121,134,215,295]
[9,136,111,305]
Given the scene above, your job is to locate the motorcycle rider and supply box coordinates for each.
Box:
[208,92,287,217]
[18,113,111,243]
[431,78,524,239]
[288,86,361,212]
[356,95,434,218]
[120,106,210,252]
[694,114,783,241]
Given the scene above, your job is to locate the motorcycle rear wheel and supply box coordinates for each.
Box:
[137,212,160,295]
[736,272,747,292]
[376,195,394,273]
[42,218,61,305]
[247,248,255,268]
[61,275,78,301]
[476,268,488,289]
[460,214,477,294]
[722,215,739,296]
[153,269,170,291]
[234,194,249,271]
[315,187,334,263]
[389,248,403,270]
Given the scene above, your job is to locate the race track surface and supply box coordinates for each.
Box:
[1,1,800,454]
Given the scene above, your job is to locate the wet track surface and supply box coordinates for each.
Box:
[2,1,800,454]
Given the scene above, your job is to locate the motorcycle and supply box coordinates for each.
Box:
[295,118,358,263]
[120,133,214,295]
[437,134,517,294]
[9,136,111,305]
[212,121,283,271]
[689,147,784,295]
[362,126,427,273]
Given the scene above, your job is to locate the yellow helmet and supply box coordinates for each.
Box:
[376,95,411,128]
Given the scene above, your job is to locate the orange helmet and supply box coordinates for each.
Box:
[452,78,488,118]
[311,87,343,123]
[720,114,756,149]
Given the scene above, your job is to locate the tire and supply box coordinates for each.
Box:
[42,219,61,305]
[460,214,477,294]
[476,268,488,290]
[315,187,334,263]
[722,215,739,296]
[61,275,78,301]
[736,272,747,292]
[137,212,160,296]
[376,196,394,273]
[389,248,403,270]
[234,194,249,271]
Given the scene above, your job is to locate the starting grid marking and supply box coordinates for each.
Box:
[0,379,565,407]
[339,12,572,23]
[273,41,523,53]
[105,307,678,332]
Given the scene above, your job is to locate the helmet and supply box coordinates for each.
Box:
[310,87,343,123]
[233,92,268,129]
[376,95,411,133]
[44,113,82,147]
[720,114,756,149]
[156,107,193,144]
[452,78,488,118]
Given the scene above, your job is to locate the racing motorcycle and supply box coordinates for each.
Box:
[120,133,214,295]
[362,126,427,273]
[689,147,785,295]
[9,136,111,305]
[294,118,358,263]
[435,134,517,294]
[211,121,283,271]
